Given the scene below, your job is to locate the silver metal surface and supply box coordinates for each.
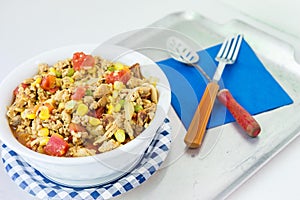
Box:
[110,11,300,200]
[213,34,243,82]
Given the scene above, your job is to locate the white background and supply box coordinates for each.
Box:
[1,0,300,199]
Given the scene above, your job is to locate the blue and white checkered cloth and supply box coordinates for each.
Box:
[1,119,171,200]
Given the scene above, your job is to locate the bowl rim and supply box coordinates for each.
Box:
[0,43,171,165]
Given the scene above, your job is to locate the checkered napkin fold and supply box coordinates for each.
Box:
[1,119,171,200]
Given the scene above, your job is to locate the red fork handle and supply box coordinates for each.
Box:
[217,89,261,137]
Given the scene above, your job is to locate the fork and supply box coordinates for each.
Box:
[184,34,260,148]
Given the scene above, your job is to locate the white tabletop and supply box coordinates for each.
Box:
[1,0,300,199]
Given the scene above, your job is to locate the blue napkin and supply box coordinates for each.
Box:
[157,38,294,129]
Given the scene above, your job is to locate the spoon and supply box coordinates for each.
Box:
[166,36,261,138]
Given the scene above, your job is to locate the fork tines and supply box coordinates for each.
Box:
[216,34,243,63]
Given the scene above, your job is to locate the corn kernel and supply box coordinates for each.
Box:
[76,103,89,116]
[89,117,101,126]
[35,77,42,84]
[56,78,62,87]
[67,77,74,83]
[114,62,124,70]
[26,113,36,119]
[114,103,122,112]
[38,127,49,136]
[39,137,50,146]
[107,104,114,114]
[108,95,113,103]
[39,106,50,120]
[49,67,56,74]
[114,129,125,143]
[31,77,42,87]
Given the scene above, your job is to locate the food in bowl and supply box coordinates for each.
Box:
[6,51,158,157]
[0,44,171,187]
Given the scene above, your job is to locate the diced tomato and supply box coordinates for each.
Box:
[72,52,95,71]
[71,86,86,100]
[13,87,19,96]
[44,134,69,157]
[21,83,29,89]
[105,68,131,84]
[48,86,60,94]
[13,83,29,95]
[41,75,56,91]
[22,83,29,88]
[69,123,86,133]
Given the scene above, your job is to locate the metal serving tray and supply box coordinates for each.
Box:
[111,11,300,199]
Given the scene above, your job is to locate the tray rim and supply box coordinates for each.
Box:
[144,11,300,199]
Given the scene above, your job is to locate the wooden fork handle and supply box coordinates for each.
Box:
[217,89,261,137]
[184,81,219,148]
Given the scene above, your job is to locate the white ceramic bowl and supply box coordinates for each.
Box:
[0,44,171,187]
